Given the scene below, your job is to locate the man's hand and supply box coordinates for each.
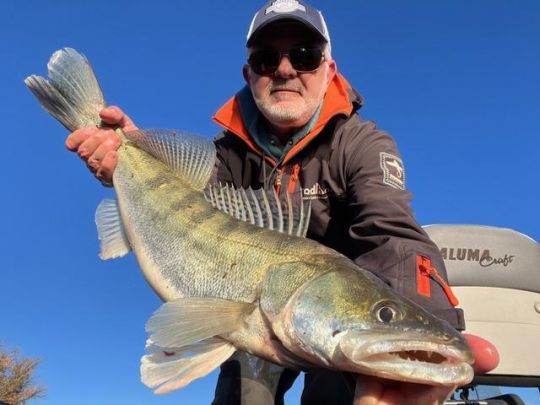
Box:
[353,376,456,405]
[65,106,138,185]
[463,333,499,375]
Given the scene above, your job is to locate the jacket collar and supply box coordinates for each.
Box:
[213,73,361,165]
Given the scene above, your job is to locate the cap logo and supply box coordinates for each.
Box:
[266,0,306,14]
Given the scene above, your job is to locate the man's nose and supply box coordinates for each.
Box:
[274,55,297,78]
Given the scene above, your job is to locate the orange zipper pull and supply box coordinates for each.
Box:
[287,164,301,194]
[416,256,432,298]
[430,268,460,307]
[416,255,459,307]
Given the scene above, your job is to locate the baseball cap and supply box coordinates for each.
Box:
[246,0,330,47]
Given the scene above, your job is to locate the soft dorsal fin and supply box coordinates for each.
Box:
[124,129,216,191]
[204,184,311,237]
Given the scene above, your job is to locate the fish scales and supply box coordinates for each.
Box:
[114,140,333,303]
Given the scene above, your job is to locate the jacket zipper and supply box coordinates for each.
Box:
[416,255,459,306]
[274,167,285,195]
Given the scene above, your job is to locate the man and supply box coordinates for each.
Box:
[66,1,497,404]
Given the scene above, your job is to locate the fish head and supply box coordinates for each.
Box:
[280,261,474,386]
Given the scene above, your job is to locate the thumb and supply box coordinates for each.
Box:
[463,333,500,374]
[99,106,138,131]
[353,375,383,405]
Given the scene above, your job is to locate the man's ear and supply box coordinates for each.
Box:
[242,64,251,84]
[326,60,337,86]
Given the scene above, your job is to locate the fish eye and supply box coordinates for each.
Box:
[374,303,398,323]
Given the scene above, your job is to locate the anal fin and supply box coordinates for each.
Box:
[95,199,131,260]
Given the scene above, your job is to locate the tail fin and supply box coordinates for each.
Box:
[24,48,106,131]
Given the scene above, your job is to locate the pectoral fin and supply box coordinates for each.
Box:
[142,297,254,393]
[146,297,254,348]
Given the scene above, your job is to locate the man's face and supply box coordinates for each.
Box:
[244,23,336,133]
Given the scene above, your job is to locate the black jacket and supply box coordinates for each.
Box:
[212,73,465,330]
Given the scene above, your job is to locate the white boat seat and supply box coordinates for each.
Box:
[424,225,540,386]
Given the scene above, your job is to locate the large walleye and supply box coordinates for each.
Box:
[25,48,473,394]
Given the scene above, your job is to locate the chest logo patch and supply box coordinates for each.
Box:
[302,182,328,200]
[380,152,405,190]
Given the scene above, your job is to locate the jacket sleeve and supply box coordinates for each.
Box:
[340,120,465,330]
[210,131,235,185]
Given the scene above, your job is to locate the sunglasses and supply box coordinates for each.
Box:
[248,47,325,75]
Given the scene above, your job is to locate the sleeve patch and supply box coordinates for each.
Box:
[380,152,405,190]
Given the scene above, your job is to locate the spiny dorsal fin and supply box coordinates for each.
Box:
[124,129,216,191]
[204,184,311,237]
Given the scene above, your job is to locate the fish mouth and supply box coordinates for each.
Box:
[338,334,474,386]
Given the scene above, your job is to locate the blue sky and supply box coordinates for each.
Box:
[1,1,539,404]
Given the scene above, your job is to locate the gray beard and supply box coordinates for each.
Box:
[254,97,308,123]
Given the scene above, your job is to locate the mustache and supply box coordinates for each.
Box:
[268,81,303,93]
